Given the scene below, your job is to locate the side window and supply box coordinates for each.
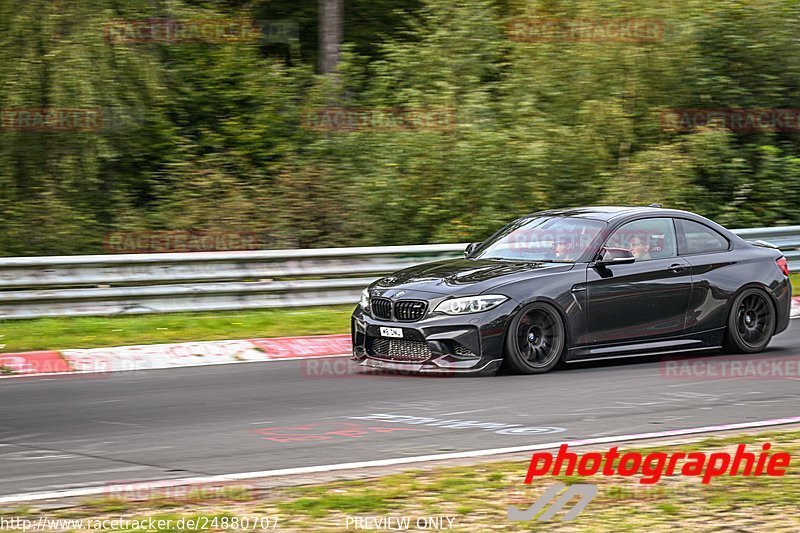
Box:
[677,219,729,254]
[605,218,677,261]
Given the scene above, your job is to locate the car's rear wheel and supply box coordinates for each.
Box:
[503,302,566,374]
[723,288,775,354]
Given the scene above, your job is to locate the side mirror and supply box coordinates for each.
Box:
[595,247,635,267]
[464,242,480,258]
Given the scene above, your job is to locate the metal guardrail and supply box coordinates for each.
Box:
[0,245,465,319]
[0,227,797,319]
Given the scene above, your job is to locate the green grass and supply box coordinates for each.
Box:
[279,493,396,518]
[0,305,353,352]
[790,272,799,289]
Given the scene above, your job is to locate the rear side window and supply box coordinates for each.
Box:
[676,219,730,254]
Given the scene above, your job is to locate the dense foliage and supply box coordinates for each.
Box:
[1,0,799,255]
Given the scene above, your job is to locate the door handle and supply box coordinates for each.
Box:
[668,263,688,273]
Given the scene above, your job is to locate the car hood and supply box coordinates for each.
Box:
[371,258,575,298]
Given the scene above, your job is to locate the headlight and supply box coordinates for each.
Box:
[434,295,508,315]
[360,288,370,310]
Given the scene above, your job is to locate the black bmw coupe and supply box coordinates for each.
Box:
[351,206,792,375]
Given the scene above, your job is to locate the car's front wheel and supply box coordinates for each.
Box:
[723,288,776,354]
[503,302,566,374]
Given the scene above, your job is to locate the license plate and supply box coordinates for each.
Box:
[380,327,404,338]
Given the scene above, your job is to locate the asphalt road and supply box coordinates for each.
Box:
[2,323,800,497]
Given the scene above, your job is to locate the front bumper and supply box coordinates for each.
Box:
[350,300,515,375]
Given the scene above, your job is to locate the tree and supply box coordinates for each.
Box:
[318,0,343,74]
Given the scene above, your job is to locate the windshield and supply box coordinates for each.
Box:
[472,216,606,262]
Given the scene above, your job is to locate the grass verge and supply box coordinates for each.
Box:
[0,306,353,353]
[2,428,799,531]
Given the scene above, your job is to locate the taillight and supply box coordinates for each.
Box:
[777,257,790,277]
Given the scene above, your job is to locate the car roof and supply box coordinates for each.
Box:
[526,206,694,222]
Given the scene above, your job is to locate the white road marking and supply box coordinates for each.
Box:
[101,446,175,455]
[3,451,78,461]
[437,409,496,416]
[2,415,800,504]
[95,420,143,428]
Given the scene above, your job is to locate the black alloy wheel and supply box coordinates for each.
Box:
[723,288,776,353]
[503,302,566,374]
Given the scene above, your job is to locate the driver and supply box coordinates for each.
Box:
[551,239,572,260]
[628,237,651,260]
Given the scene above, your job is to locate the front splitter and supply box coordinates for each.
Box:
[356,356,502,375]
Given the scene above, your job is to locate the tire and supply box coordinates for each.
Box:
[502,302,567,374]
[723,288,776,354]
